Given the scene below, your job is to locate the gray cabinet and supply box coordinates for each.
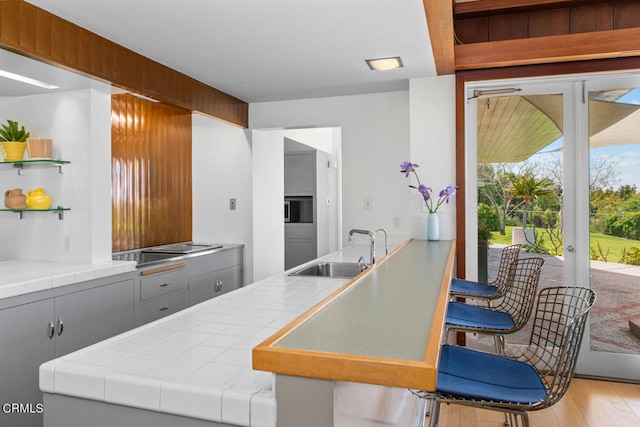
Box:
[0,274,135,427]
[285,223,317,270]
[54,278,135,356]
[284,152,315,195]
[135,264,187,327]
[0,298,54,427]
[187,248,244,306]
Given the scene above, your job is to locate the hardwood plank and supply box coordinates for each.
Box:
[454,0,611,17]
[529,8,570,37]
[423,0,455,75]
[489,13,529,40]
[437,378,640,426]
[570,3,614,33]
[455,27,640,70]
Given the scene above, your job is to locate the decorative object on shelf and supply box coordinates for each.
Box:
[4,188,27,210]
[26,187,52,209]
[400,161,459,241]
[26,137,53,159]
[427,212,440,241]
[0,120,30,161]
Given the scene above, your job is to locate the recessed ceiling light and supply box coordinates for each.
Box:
[365,56,404,71]
[0,69,59,90]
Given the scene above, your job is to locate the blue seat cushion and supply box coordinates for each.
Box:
[450,278,499,297]
[446,301,515,330]
[437,344,547,404]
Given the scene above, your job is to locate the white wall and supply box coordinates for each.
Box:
[251,129,285,281]
[409,75,457,240]
[250,91,413,253]
[0,84,113,263]
[192,114,254,283]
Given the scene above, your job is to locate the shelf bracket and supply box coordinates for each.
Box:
[13,163,24,175]
[55,163,65,174]
[17,211,24,220]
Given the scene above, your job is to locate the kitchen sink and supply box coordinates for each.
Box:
[289,262,365,279]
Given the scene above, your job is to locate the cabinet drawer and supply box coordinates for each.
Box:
[285,223,315,240]
[140,268,186,301]
[136,290,186,326]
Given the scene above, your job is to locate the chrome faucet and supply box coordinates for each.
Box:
[375,228,389,259]
[348,228,383,268]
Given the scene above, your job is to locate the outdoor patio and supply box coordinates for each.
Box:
[467,244,640,355]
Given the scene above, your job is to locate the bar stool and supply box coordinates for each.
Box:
[413,286,596,427]
[445,257,544,354]
[450,244,521,307]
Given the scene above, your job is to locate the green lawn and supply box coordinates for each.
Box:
[489,226,640,262]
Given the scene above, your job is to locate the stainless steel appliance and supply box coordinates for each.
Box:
[284,196,313,223]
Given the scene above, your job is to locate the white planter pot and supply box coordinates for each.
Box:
[512,227,535,245]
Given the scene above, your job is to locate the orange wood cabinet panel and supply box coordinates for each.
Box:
[0,0,248,127]
[112,94,193,252]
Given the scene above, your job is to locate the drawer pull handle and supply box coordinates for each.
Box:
[56,318,64,336]
[159,305,169,311]
[47,321,55,339]
[160,282,170,287]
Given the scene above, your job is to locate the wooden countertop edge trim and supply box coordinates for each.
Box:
[139,263,186,276]
[423,240,455,368]
[253,238,452,391]
[252,346,436,391]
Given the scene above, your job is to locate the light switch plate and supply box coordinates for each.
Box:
[230,198,237,210]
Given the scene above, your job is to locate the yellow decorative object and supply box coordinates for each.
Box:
[26,188,52,210]
[1,141,27,161]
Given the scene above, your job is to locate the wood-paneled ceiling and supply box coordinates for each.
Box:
[424,0,640,74]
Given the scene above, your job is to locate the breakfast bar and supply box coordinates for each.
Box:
[39,239,454,427]
[253,239,455,426]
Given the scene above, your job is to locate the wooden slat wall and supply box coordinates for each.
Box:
[112,94,192,252]
[455,0,640,44]
[0,0,248,127]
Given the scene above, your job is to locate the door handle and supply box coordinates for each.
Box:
[566,245,575,253]
[56,318,64,336]
[47,321,55,339]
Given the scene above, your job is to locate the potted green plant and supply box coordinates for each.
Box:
[509,173,554,245]
[0,120,30,161]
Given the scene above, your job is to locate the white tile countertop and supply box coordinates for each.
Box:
[40,243,388,427]
[0,259,137,299]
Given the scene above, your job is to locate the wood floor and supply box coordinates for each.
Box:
[436,377,640,426]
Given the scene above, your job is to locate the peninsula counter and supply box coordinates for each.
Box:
[253,239,455,426]
[39,239,454,427]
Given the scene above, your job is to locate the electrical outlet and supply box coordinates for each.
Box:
[393,216,401,229]
[63,236,71,254]
[364,197,373,211]
[230,198,237,210]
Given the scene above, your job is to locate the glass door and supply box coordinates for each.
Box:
[575,76,640,380]
[467,74,640,381]
[467,81,574,348]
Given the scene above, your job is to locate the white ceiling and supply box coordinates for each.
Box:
[5,0,436,103]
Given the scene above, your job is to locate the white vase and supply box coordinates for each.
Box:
[427,212,440,241]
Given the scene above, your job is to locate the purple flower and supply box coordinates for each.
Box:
[400,161,419,177]
[399,160,459,212]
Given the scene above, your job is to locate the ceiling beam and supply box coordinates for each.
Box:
[455,27,640,70]
[423,0,455,75]
[0,0,248,127]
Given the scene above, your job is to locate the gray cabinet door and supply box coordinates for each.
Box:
[187,248,244,306]
[217,265,243,296]
[0,299,55,427]
[284,152,315,194]
[54,278,135,357]
[188,270,218,306]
